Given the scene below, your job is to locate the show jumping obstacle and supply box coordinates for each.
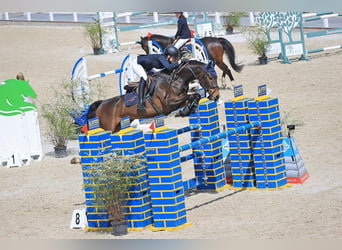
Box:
[77,84,308,232]
[70,55,132,107]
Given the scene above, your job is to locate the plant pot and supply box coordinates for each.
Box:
[226,27,233,35]
[111,221,128,236]
[93,48,102,55]
[54,145,67,158]
[258,56,268,65]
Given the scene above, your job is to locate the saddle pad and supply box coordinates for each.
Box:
[124,91,138,107]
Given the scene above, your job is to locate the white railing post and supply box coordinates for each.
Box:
[249,12,255,26]
[5,12,9,20]
[49,12,54,22]
[73,12,78,22]
[125,15,130,23]
[323,18,329,28]
[26,12,31,21]
[215,12,221,24]
[153,12,158,22]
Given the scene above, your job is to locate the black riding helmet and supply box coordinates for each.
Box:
[164,45,179,58]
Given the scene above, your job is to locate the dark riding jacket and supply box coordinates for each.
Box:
[175,14,191,39]
[137,54,179,72]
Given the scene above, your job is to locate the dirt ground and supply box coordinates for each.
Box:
[0,23,341,239]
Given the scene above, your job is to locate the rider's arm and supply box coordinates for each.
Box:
[159,55,179,71]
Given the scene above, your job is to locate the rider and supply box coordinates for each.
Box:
[132,45,180,111]
[174,12,192,50]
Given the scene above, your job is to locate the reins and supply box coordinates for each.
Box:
[147,61,212,115]
[163,62,189,100]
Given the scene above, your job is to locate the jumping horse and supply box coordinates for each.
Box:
[87,60,219,133]
[138,34,243,82]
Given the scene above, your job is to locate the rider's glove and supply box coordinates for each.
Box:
[181,58,190,63]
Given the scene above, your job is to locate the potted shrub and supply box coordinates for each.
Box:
[222,12,245,34]
[40,81,79,158]
[83,19,104,55]
[85,152,144,236]
[246,24,270,64]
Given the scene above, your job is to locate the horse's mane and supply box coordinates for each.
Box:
[187,60,205,66]
[149,34,174,43]
[151,34,171,39]
[148,60,207,85]
[152,71,172,81]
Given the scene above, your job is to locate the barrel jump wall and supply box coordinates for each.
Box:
[79,123,153,231]
[224,85,288,189]
[187,99,227,191]
[78,85,302,232]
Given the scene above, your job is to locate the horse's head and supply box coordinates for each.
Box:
[204,61,220,101]
[181,60,220,102]
[137,34,174,55]
[137,36,149,54]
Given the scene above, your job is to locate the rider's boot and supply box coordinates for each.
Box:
[137,77,146,111]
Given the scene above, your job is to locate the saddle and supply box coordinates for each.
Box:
[124,75,155,107]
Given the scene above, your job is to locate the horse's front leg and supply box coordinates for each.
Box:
[175,93,201,117]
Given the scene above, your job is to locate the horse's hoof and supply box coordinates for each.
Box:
[70,157,81,164]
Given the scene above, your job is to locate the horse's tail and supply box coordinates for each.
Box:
[87,100,103,120]
[218,37,244,73]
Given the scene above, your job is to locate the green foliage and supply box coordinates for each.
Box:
[41,101,76,147]
[70,78,105,113]
[83,20,104,50]
[281,108,305,136]
[40,81,79,147]
[85,152,145,223]
[40,78,106,147]
[245,24,270,57]
[223,12,246,27]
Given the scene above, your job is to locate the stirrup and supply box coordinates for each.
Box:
[124,85,135,93]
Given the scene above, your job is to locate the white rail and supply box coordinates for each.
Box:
[0,12,256,25]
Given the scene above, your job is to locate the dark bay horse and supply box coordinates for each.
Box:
[87,60,219,133]
[138,34,243,82]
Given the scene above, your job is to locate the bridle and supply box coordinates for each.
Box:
[176,62,218,100]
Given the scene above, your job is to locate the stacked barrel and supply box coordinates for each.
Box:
[225,86,255,188]
[248,86,288,189]
[79,129,112,230]
[188,99,227,191]
[110,119,153,230]
[143,116,189,230]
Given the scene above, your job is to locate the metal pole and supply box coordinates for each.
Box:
[179,121,261,152]
[113,12,120,51]
[177,124,201,135]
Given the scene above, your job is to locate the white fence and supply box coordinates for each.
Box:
[0,12,257,25]
[0,12,82,22]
